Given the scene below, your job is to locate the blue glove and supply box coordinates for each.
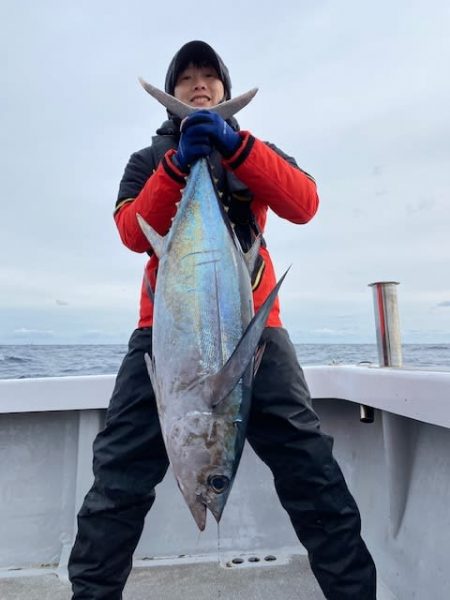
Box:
[180,111,241,159]
[173,116,213,172]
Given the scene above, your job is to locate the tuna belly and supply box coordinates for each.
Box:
[152,252,250,393]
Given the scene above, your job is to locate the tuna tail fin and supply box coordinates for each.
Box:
[138,79,258,120]
[136,213,165,258]
[203,268,290,408]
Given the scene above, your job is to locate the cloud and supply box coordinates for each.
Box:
[1,0,450,345]
[406,197,437,214]
[437,301,450,308]
[14,328,55,337]
[372,165,383,177]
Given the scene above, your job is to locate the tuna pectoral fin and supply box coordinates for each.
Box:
[136,213,165,258]
[206,268,290,408]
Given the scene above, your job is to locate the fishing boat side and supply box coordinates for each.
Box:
[1,366,450,599]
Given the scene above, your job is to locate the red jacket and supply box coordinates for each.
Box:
[114,131,319,328]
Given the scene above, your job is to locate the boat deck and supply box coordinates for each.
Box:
[0,556,324,600]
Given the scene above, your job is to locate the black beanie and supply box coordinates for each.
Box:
[165,41,232,100]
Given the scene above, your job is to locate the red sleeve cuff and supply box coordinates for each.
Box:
[163,149,189,183]
[223,131,256,170]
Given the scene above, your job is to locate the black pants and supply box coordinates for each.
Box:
[68,327,376,599]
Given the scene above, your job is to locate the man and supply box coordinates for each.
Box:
[68,40,376,599]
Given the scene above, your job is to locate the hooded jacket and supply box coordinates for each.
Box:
[114,43,319,328]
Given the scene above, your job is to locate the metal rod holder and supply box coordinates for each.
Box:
[369,281,403,368]
[360,281,403,423]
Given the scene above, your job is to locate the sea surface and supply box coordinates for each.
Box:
[0,343,449,380]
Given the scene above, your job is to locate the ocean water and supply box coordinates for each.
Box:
[0,343,449,380]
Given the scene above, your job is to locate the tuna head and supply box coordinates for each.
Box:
[166,409,243,531]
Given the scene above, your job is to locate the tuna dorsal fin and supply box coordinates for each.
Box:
[136,213,165,258]
[202,268,290,408]
[138,79,258,120]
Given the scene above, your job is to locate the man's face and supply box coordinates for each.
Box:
[174,63,225,108]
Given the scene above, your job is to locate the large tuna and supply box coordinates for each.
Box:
[136,84,286,530]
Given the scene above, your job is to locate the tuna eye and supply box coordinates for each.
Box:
[208,474,230,494]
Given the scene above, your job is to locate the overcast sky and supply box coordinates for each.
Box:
[1,0,449,344]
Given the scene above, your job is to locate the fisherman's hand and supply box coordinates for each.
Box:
[182,111,241,158]
[173,116,213,172]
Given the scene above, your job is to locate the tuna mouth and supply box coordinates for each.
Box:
[207,474,230,494]
[189,498,207,531]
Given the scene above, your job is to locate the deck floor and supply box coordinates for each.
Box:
[0,556,325,599]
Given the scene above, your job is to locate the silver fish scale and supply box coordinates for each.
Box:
[153,160,253,407]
